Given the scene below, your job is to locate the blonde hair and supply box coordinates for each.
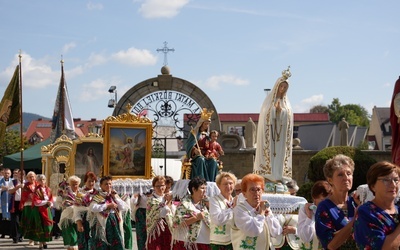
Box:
[215,171,237,186]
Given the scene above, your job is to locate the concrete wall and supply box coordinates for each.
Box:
[220,149,391,187]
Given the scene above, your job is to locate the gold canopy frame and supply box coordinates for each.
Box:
[70,134,104,180]
[103,103,153,179]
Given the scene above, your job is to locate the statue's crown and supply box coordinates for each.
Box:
[200,108,214,121]
[281,66,292,80]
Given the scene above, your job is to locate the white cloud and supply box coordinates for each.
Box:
[65,65,84,78]
[204,75,249,90]
[139,0,189,18]
[79,79,110,102]
[0,46,158,91]
[301,94,324,105]
[85,52,108,68]
[111,47,157,66]
[62,42,77,54]
[0,52,88,90]
[293,94,324,113]
[0,53,58,88]
[87,2,104,10]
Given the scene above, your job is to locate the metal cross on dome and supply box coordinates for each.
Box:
[157,41,175,66]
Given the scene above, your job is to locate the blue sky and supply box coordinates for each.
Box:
[0,0,399,121]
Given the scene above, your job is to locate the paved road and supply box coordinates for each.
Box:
[0,230,138,250]
[0,236,64,250]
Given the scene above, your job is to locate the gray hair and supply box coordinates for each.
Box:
[286,179,299,192]
[36,174,46,181]
[26,171,36,178]
[67,175,81,185]
[323,154,355,179]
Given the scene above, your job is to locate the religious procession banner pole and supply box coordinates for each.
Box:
[18,50,24,177]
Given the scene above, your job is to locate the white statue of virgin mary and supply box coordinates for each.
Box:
[254,67,293,183]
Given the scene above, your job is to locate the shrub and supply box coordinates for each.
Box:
[297,181,314,203]
[307,146,376,192]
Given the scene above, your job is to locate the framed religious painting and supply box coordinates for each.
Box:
[70,134,104,180]
[103,104,153,179]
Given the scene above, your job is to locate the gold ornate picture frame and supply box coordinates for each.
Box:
[70,134,104,180]
[103,105,153,179]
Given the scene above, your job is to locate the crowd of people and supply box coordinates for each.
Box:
[1,152,400,249]
[133,155,400,250]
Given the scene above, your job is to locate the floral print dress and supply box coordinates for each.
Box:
[354,201,399,249]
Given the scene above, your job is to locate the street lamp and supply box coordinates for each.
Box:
[108,86,117,108]
[264,88,271,95]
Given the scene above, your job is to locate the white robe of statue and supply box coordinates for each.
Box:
[254,72,293,183]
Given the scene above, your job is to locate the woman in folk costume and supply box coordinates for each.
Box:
[232,173,281,250]
[131,187,152,250]
[146,175,173,249]
[59,175,84,250]
[209,172,238,250]
[171,176,211,250]
[120,193,133,250]
[254,67,293,183]
[32,174,54,249]
[19,171,38,246]
[184,108,219,182]
[74,172,98,250]
[297,181,331,250]
[88,175,129,250]
[272,212,300,250]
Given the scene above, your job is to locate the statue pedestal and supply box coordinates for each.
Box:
[262,193,307,214]
[263,181,306,214]
[264,182,288,194]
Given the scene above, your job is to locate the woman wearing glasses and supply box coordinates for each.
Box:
[354,161,400,249]
[315,154,358,249]
[232,173,280,250]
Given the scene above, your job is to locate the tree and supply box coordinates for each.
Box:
[342,104,370,127]
[0,129,29,163]
[328,98,344,124]
[310,105,329,113]
[310,98,370,127]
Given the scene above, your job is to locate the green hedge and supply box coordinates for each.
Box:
[299,146,377,201]
[297,181,314,202]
